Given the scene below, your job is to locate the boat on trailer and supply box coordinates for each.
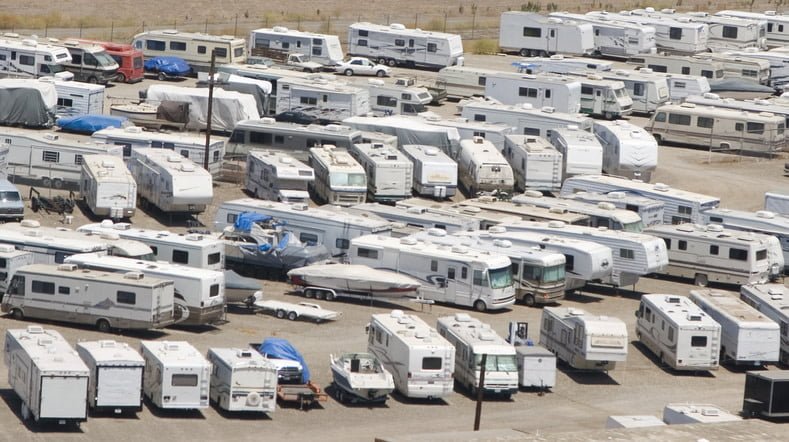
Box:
[287,263,421,298]
[329,352,395,404]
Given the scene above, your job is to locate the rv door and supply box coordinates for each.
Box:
[547,28,558,54]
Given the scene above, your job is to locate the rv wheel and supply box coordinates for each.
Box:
[694,274,708,287]
[96,319,111,333]
[276,309,286,319]
[115,73,127,83]
[304,289,315,298]
[287,311,298,321]
[20,403,30,421]
[53,179,63,189]
[377,57,387,65]
[473,300,487,312]
[10,309,23,320]
[523,295,536,307]
[42,177,52,188]
[519,49,529,57]
[87,76,98,84]
[387,59,397,67]
[325,291,335,301]
[315,291,325,300]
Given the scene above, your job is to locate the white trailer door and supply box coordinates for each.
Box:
[96,366,143,407]
[40,376,88,419]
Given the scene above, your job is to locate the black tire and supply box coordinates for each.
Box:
[377,57,387,65]
[42,177,52,188]
[158,72,166,81]
[376,70,386,77]
[523,294,536,307]
[304,289,315,298]
[287,311,298,321]
[315,291,325,300]
[10,308,23,320]
[87,76,98,84]
[344,69,354,76]
[276,309,286,319]
[387,58,397,67]
[694,273,708,287]
[96,319,111,333]
[53,179,63,189]
[115,72,127,83]
[31,198,40,213]
[652,134,662,144]
[325,291,335,301]
[473,300,486,312]
[519,48,529,57]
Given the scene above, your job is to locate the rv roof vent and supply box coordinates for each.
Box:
[488,226,507,234]
[454,313,472,322]
[22,38,37,47]
[568,308,584,316]
[166,154,182,163]
[163,342,180,351]
[427,228,447,237]
[701,408,720,417]
[566,124,579,131]
[597,202,616,211]
[478,331,496,341]
[100,159,116,169]
[26,325,44,334]
[688,314,702,321]
[472,136,484,144]
[0,244,14,253]
[20,219,41,228]
[667,296,681,304]
[423,147,439,156]
[702,92,720,100]
[24,230,42,238]
[639,68,653,74]
[237,349,253,358]
[680,102,696,108]
[756,210,775,219]
[520,103,534,110]
[759,111,776,117]
[587,74,603,81]
[38,338,54,347]
[123,271,144,280]
[259,117,276,125]
[613,69,629,77]
[99,219,114,228]
[400,237,418,245]
[768,289,783,300]
[272,26,289,32]
[653,183,670,192]
[122,126,143,133]
[57,263,78,272]
[547,221,566,228]
[414,330,428,339]
[405,206,427,215]
[460,206,481,214]
[541,106,555,113]
[492,239,512,248]
[43,133,59,141]
[523,190,543,198]
[390,23,407,30]
[99,340,117,348]
[451,245,468,254]
[547,17,563,24]
[162,29,179,34]
[185,233,203,241]
[677,225,694,232]
[390,309,404,318]
[608,191,626,199]
[549,207,568,214]
[705,224,724,233]
[180,163,196,172]
[100,232,121,241]
[368,78,385,87]
[290,203,309,211]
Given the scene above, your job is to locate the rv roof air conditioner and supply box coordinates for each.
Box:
[541,106,555,113]
[451,245,468,254]
[454,313,472,322]
[237,349,253,358]
[43,133,59,141]
[488,226,507,234]
[597,202,616,211]
[523,190,543,198]
[400,237,418,245]
[57,263,78,272]
[424,147,439,156]
[493,239,512,248]
[767,289,783,300]
[99,219,115,228]
[0,244,14,253]
[26,325,45,335]
[756,210,775,219]
[162,29,179,35]
[272,26,289,32]
[123,272,145,280]
[427,228,447,237]
[608,192,626,199]
[99,340,117,348]
[653,183,670,192]
[290,203,309,211]
[705,224,724,233]
[568,308,584,316]
[547,221,566,228]
[166,155,182,163]
[666,296,681,304]
[180,163,196,172]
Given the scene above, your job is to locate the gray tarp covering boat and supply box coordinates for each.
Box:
[0,79,57,128]
[144,84,260,132]
[708,78,776,93]
[197,73,272,116]
[287,263,421,296]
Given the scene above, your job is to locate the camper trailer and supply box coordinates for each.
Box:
[690,289,780,366]
[456,137,515,196]
[249,27,344,66]
[436,313,518,397]
[347,22,464,69]
[717,10,789,46]
[586,10,709,54]
[514,345,557,389]
[132,30,246,71]
[547,12,656,57]
[740,283,789,364]
[685,94,789,127]
[501,134,563,192]
[0,36,73,79]
[47,77,104,117]
[693,52,771,85]
[627,53,724,81]
[594,121,658,181]
[513,55,615,75]
[309,146,367,206]
[79,155,137,219]
[499,12,595,57]
[728,48,789,88]
[459,100,594,139]
[701,207,789,271]
[227,119,363,161]
[140,341,211,409]
[401,144,457,198]
[484,72,583,114]
[548,126,603,179]
[246,150,314,203]
[434,65,503,100]
[367,78,432,116]
[446,197,590,226]
[563,191,664,228]
[350,203,479,233]
[512,192,645,233]
[580,68,671,114]
[367,310,455,399]
[275,76,370,122]
[635,294,721,371]
[422,117,513,151]
[540,307,628,371]
[349,142,413,202]
[0,246,33,293]
[76,340,145,414]
[343,114,460,156]
[4,326,89,425]
[127,148,213,214]
[742,371,789,419]
[206,348,277,413]
[662,71,712,100]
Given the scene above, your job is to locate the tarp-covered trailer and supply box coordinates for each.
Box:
[0,78,57,128]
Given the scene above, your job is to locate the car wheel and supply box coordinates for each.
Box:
[376,70,386,77]
[158,72,166,81]
[115,72,127,83]
[344,69,354,76]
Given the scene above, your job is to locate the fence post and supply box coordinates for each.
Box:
[444,12,447,32]
[44,24,48,37]
[110,21,114,41]
[234,14,238,36]
[472,6,477,40]
[79,23,83,38]
[205,18,208,33]
[415,13,418,29]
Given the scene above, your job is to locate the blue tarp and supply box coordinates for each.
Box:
[56,115,128,134]
[258,338,310,383]
[234,212,273,232]
[144,56,192,77]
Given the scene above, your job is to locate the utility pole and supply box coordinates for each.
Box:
[203,50,216,172]
[473,353,487,431]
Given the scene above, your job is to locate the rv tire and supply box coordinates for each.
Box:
[276,309,286,319]
[325,291,335,301]
[523,295,536,307]
[96,319,111,333]
[387,59,397,67]
[115,73,127,83]
[304,289,315,298]
[473,300,487,312]
[344,69,354,76]
[652,134,662,144]
[87,76,98,84]
[377,57,387,65]
[315,291,325,300]
[10,309,23,320]
[519,48,529,57]
[287,311,298,321]
[53,179,63,189]
[694,274,708,287]
[42,177,52,188]
[158,72,167,81]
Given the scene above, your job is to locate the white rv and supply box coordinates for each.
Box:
[511,192,645,232]
[576,75,633,119]
[246,150,314,203]
[514,345,556,389]
[79,155,137,219]
[249,27,344,66]
[349,142,413,203]
[540,307,628,371]
[627,53,724,81]
[717,10,789,46]
[0,35,73,79]
[309,146,367,206]
[342,114,461,156]
[702,207,789,271]
[593,120,658,181]
[128,148,214,214]
[436,314,518,397]
[422,117,513,151]
[76,340,145,414]
[140,341,211,410]
[684,94,789,127]
[206,348,277,413]
[693,52,771,85]
[499,12,595,57]
[47,77,104,117]
[635,294,721,371]
[690,289,780,366]
[347,22,464,69]
[560,175,721,224]
[459,100,594,139]
[0,246,33,293]
[661,71,712,100]
[501,134,563,192]
[548,126,603,178]
[350,203,479,233]
[586,10,709,54]
[740,283,789,364]
[367,310,455,399]
[457,137,515,196]
[434,65,503,100]
[546,12,656,57]
[513,55,615,75]
[4,326,89,425]
[765,191,789,215]
[484,72,583,114]
[132,30,246,71]
[563,191,665,228]
[583,68,671,114]
[350,234,516,311]
[401,144,457,198]
[275,76,370,121]
[367,78,432,116]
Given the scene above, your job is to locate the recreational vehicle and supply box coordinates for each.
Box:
[309,146,367,206]
[343,114,461,156]
[513,55,615,75]
[401,144,457,198]
[764,191,789,215]
[367,310,455,399]
[0,246,33,293]
[719,49,789,88]
[690,289,780,366]
[701,207,789,272]
[499,12,595,57]
[216,63,310,114]
[206,348,277,413]
[484,72,583,114]
[132,30,246,71]
[367,78,432,116]
[546,12,657,57]
[350,234,516,311]
[350,203,480,233]
[560,68,670,114]
[662,403,742,425]
[349,142,413,202]
[693,52,771,85]
[514,345,557,389]
[501,134,563,192]
[2,263,176,331]
[635,294,721,371]
[684,94,789,127]
[76,39,144,83]
[563,191,664,228]
[591,121,658,181]
[662,71,711,100]
[434,65,503,100]
[446,197,590,226]
[245,150,314,203]
[249,27,344,66]
[347,22,464,69]
[717,10,789,46]
[275,76,370,121]
[79,155,137,219]
[627,53,724,81]
[56,40,119,84]
[576,75,633,119]
[76,340,145,414]
[127,148,214,214]
[586,10,709,54]
[0,35,72,79]
[548,126,603,178]
[140,341,211,410]
[436,314,518,397]
[4,326,89,425]
[456,137,515,196]
[512,192,645,232]
[540,307,628,371]
[422,117,513,151]
[459,100,594,139]
[740,283,789,364]
[47,77,104,117]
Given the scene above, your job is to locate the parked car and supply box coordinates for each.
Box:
[144,56,192,80]
[336,57,390,77]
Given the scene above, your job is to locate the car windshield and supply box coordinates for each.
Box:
[475,354,517,372]
[488,266,513,289]
[330,172,366,187]
[0,191,20,202]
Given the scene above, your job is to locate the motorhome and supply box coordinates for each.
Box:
[662,71,711,100]
[349,142,413,203]
[0,246,33,293]
[546,12,656,57]
[721,49,789,89]
[513,55,615,75]
[456,137,515,196]
[501,134,563,192]
[645,223,783,286]
[459,100,594,139]
[436,314,518,397]
[347,22,464,69]
[662,404,742,425]
[275,76,370,121]
[56,40,119,84]
[484,72,583,114]
[91,126,225,176]
[561,175,721,224]
[512,192,645,232]
[684,94,789,127]
[0,35,73,79]
[563,191,664,228]
[635,294,721,371]
[595,120,658,181]
[4,326,89,425]
[627,53,724,81]
[422,117,513,151]
[576,75,633,119]
[717,10,789,46]
[448,197,591,226]
[690,289,780,366]
[132,30,246,71]
[499,12,595,57]
[740,283,789,364]
[401,144,457,198]
[216,63,311,114]
[586,10,709,54]
[249,27,344,66]
[76,39,144,83]
[350,234,516,311]
[548,126,603,179]
[701,207,789,272]
[309,146,367,206]
[140,341,211,409]
[367,78,432,116]
[206,348,277,413]
[540,307,628,371]
[127,148,214,214]
[245,150,314,203]
[343,115,461,156]
[47,77,104,117]
[693,52,771,85]
[350,203,479,233]
[367,310,455,399]
[434,65,504,100]
[581,68,671,114]
[79,155,137,219]
[76,340,145,414]
[0,179,25,222]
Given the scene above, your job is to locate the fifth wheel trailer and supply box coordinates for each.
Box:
[347,22,464,69]
[76,340,145,414]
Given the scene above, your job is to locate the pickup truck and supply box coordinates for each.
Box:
[250,47,333,73]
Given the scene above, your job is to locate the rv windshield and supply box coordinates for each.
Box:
[330,172,366,188]
[614,88,627,98]
[94,51,118,68]
[619,220,645,233]
[487,266,513,289]
[542,264,565,283]
[476,354,517,372]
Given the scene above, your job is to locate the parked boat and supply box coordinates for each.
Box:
[329,352,395,404]
[287,263,421,297]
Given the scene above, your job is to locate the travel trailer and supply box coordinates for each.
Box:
[693,52,771,85]
[684,94,789,127]
[216,63,311,113]
[512,192,645,232]
[436,313,518,397]
[76,39,144,83]
[349,142,413,202]
[47,77,104,117]
[206,348,277,413]
[367,310,455,399]
[546,12,657,57]
[140,341,211,410]
[635,294,721,371]
[513,55,615,75]
[742,371,789,419]
[501,134,563,192]
[350,203,480,233]
[245,150,314,203]
[309,146,367,206]
[249,27,344,66]
[739,283,789,364]
[132,30,246,71]
[275,76,370,121]
[367,78,432,116]
[690,289,780,366]
[721,49,789,89]
[127,148,214,214]
[4,326,89,425]
[587,114,654,179]
[717,10,789,46]
[401,144,458,198]
[459,100,594,139]
[662,71,711,100]
[0,35,73,79]
[0,246,33,293]
[561,175,721,224]
[456,137,515,196]
[701,207,789,272]
[540,307,628,371]
[586,10,709,54]
[76,340,145,414]
[347,22,464,69]
[343,114,461,156]
[434,65,504,100]
[548,126,603,179]
[445,197,591,226]
[627,53,724,81]
[577,68,671,114]
[422,117,513,151]
[56,40,119,84]
[484,72,583,114]
[563,191,665,228]
[79,155,137,219]
[350,234,516,311]
[662,403,742,425]
[499,12,595,57]
[764,191,789,215]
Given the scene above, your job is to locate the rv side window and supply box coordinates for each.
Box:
[227,213,238,224]
[644,306,652,322]
[543,317,552,332]
[581,86,593,95]
[478,76,486,86]
[150,246,159,256]
[170,41,187,51]
[358,30,369,37]
[710,245,719,255]
[663,238,671,250]
[519,87,538,98]
[678,240,687,251]
[735,123,744,132]
[427,43,437,53]
[395,39,405,47]
[180,150,189,158]
[357,39,368,47]
[669,27,682,40]
[678,206,692,215]
[638,303,644,318]
[461,267,468,280]
[32,280,55,295]
[209,284,220,297]
[524,128,540,136]
[422,357,442,370]
[668,327,674,342]
[697,117,714,129]
[299,233,319,245]
[447,267,456,280]
[742,69,757,77]
[619,249,634,259]
[356,247,379,259]
[42,151,60,163]
[117,291,136,305]
[214,48,227,59]
[213,151,220,162]
[671,216,690,225]
[472,269,485,286]
[377,96,397,107]
[729,248,748,261]
[648,64,667,73]
[633,83,644,96]
[172,250,189,264]
[250,131,273,144]
[564,255,574,271]
[430,260,438,271]
[674,82,685,89]
[668,114,690,126]
[197,46,207,54]
[690,336,707,347]
[654,112,666,123]
[510,262,519,277]
[756,250,767,261]
[701,70,713,79]
[681,67,690,75]
[172,374,198,387]
[473,114,486,122]
[747,122,765,135]
[8,276,24,296]
[335,239,350,250]
[146,40,166,51]
[206,252,221,266]
[545,89,551,99]
[768,23,774,32]
[549,29,555,37]
[523,27,541,38]
[58,286,70,295]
